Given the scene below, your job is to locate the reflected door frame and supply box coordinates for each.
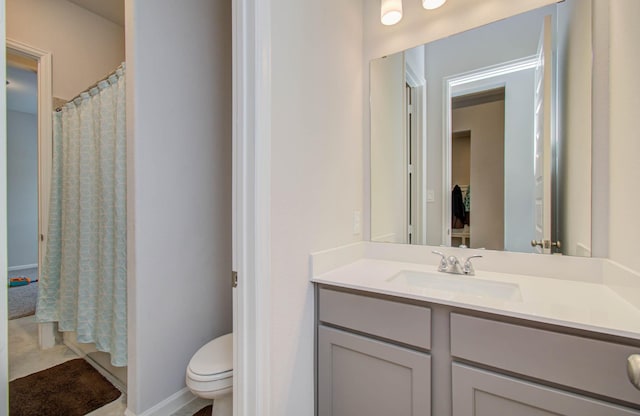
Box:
[405,62,427,245]
[443,56,538,248]
[6,39,54,349]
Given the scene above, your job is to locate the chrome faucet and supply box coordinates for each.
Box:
[432,251,482,276]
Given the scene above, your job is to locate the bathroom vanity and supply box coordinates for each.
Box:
[312,245,640,416]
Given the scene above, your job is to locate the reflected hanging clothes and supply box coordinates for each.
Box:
[452,185,466,229]
[463,185,471,225]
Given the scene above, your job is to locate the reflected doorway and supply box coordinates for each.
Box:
[450,88,505,250]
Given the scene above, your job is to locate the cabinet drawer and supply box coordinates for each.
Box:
[451,313,640,406]
[318,287,431,349]
[453,363,640,416]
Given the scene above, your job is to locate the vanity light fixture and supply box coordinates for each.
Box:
[422,0,447,10]
[381,0,403,25]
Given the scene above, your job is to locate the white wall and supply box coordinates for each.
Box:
[590,0,610,258]
[6,111,38,268]
[452,101,505,250]
[370,53,405,243]
[269,0,363,413]
[557,0,593,256]
[6,0,125,100]
[609,0,640,273]
[126,0,232,413]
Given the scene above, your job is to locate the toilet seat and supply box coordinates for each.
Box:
[186,333,233,398]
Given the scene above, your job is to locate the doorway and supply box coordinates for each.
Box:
[450,88,506,250]
[6,40,54,348]
[6,51,39,312]
[5,48,45,395]
[443,56,539,252]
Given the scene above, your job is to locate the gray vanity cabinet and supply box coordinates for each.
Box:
[317,287,432,416]
[315,286,640,416]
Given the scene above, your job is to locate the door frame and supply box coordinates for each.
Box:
[232,0,272,415]
[405,62,427,245]
[6,39,54,348]
[442,56,538,247]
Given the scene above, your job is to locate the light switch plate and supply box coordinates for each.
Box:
[427,190,435,202]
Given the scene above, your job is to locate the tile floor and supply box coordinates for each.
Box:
[8,315,127,415]
[8,315,209,415]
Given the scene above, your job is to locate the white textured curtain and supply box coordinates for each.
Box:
[37,64,127,366]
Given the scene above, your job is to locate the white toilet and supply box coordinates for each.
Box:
[186,333,233,415]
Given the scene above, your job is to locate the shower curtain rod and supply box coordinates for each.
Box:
[55,62,125,112]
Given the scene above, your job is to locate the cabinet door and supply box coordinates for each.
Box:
[452,363,640,416]
[318,325,431,416]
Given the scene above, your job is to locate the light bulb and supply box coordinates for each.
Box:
[422,0,446,10]
[381,0,403,25]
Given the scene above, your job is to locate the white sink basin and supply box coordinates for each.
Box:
[387,270,522,301]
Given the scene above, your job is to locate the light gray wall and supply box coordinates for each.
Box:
[405,45,425,78]
[7,110,38,268]
[502,70,536,253]
[125,0,232,413]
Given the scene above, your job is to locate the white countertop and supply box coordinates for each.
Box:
[311,256,640,341]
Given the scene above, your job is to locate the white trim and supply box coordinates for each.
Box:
[405,62,425,88]
[405,61,428,245]
[442,56,537,246]
[233,0,272,415]
[7,263,38,272]
[6,39,53,351]
[37,322,57,349]
[124,387,196,416]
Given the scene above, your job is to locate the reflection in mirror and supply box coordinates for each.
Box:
[370,0,593,256]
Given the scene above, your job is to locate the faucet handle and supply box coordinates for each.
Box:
[462,255,483,275]
[432,250,448,271]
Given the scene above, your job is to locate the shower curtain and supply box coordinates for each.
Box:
[36,64,127,366]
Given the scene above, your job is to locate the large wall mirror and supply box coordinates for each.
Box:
[370,0,593,256]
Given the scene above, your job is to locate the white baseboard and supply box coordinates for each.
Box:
[8,263,38,272]
[125,387,198,416]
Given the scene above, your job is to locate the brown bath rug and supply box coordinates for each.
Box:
[194,404,213,416]
[9,358,121,416]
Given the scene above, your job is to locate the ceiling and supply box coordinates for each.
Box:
[67,0,125,26]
